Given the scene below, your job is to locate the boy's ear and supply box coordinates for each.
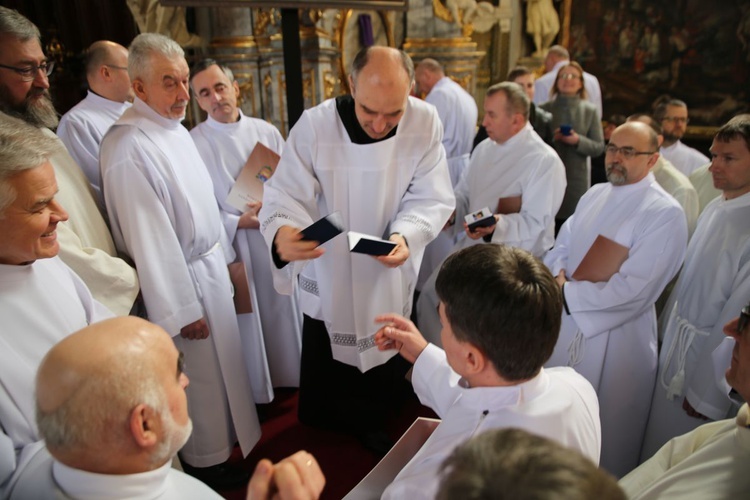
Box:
[463,343,487,376]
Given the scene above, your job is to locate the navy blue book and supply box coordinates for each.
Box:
[347,231,397,256]
[300,211,344,246]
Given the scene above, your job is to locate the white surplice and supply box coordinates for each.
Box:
[382,344,601,500]
[417,124,566,344]
[0,257,113,497]
[660,140,710,177]
[640,191,750,460]
[191,112,303,402]
[544,173,688,477]
[10,458,223,500]
[56,91,131,201]
[39,126,139,317]
[100,98,260,466]
[533,60,603,118]
[622,404,750,500]
[425,76,478,187]
[652,156,699,237]
[259,97,455,372]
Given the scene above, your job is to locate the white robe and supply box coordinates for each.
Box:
[533,60,603,118]
[382,344,601,500]
[0,257,113,497]
[660,140,710,177]
[621,404,750,499]
[688,163,721,214]
[190,112,303,401]
[56,90,131,202]
[652,156,699,237]
[100,98,260,466]
[10,458,222,499]
[544,173,688,477]
[417,124,566,344]
[41,127,139,317]
[424,76,478,187]
[640,191,750,460]
[259,97,455,372]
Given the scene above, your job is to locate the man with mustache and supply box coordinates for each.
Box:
[189,59,303,405]
[0,6,139,317]
[99,33,259,489]
[640,115,750,462]
[0,114,113,498]
[543,121,688,477]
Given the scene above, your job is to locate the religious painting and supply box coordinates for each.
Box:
[566,0,750,129]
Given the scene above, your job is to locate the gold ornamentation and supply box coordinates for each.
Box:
[236,73,256,117]
[433,0,455,22]
[323,71,338,100]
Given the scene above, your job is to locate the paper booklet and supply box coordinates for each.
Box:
[572,234,629,283]
[344,417,441,500]
[225,142,280,212]
[465,206,496,231]
[496,194,522,215]
[300,211,345,246]
[348,232,398,256]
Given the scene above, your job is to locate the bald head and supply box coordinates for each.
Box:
[605,122,660,186]
[36,317,191,473]
[85,40,133,103]
[415,58,444,96]
[348,46,415,140]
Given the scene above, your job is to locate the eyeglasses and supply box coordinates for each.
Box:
[104,64,128,71]
[605,144,656,159]
[558,73,581,80]
[0,60,54,81]
[739,302,750,335]
[662,116,689,125]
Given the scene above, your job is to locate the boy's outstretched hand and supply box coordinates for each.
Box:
[374,313,429,364]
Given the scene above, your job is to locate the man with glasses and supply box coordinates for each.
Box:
[640,115,750,462]
[544,121,688,477]
[57,41,133,203]
[653,96,710,176]
[0,6,139,317]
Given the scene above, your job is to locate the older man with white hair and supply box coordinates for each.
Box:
[99,33,259,488]
[0,114,113,498]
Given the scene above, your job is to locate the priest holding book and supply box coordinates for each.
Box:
[258,46,454,453]
[417,81,565,342]
[543,121,688,478]
[189,59,303,404]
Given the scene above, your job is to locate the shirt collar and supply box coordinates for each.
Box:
[456,368,550,410]
[132,97,183,130]
[53,460,172,500]
[205,110,244,131]
[85,90,131,112]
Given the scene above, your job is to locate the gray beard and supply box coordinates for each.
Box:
[605,164,627,186]
[0,90,59,129]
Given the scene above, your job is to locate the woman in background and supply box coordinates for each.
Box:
[541,62,604,230]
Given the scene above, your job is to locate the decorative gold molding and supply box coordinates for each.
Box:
[433,0,454,23]
[685,126,720,140]
[236,73,256,117]
[323,70,337,100]
[402,37,478,50]
[210,36,257,48]
[302,68,317,107]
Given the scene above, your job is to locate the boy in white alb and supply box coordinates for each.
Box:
[374,244,601,500]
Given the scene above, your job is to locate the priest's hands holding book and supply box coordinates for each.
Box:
[376,233,409,268]
[463,215,499,240]
[181,317,209,340]
[238,201,262,230]
[274,226,326,262]
[374,313,428,364]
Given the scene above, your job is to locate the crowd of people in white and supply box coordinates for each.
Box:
[1,5,749,499]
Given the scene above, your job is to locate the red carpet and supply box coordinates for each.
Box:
[218,388,436,499]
